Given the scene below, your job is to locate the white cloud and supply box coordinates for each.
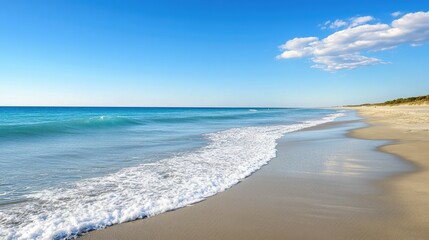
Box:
[311,54,386,72]
[391,11,402,17]
[349,16,374,27]
[278,11,429,72]
[330,19,348,29]
[321,15,374,29]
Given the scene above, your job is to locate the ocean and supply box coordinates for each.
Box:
[0,107,346,239]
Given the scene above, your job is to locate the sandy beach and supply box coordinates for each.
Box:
[82,108,429,240]
[349,105,429,239]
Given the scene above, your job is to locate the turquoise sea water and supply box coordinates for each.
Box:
[0,107,345,239]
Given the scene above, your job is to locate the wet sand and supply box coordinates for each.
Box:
[349,105,429,239]
[82,111,420,240]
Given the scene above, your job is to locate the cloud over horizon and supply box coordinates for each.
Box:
[277,11,429,72]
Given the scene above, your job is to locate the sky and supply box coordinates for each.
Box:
[0,0,428,107]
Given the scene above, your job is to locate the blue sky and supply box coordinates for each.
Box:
[0,0,428,107]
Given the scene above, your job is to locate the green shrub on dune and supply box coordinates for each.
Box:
[346,94,429,107]
[382,95,429,105]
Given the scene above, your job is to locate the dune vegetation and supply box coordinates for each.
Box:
[348,94,429,107]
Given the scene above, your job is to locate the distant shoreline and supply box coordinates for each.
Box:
[345,94,429,107]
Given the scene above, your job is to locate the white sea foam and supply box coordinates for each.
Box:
[0,112,345,240]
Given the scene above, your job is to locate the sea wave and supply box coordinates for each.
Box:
[0,116,141,138]
[0,110,281,138]
[0,112,345,240]
[143,110,273,124]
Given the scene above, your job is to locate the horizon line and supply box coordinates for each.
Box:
[0,105,332,109]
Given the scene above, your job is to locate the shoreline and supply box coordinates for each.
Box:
[348,105,429,239]
[82,110,414,239]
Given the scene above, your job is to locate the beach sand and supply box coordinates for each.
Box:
[82,108,429,240]
[349,105,429,239]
